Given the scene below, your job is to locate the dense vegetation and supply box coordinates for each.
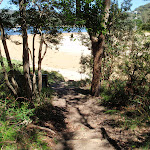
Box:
[135,3,150,23]
[132,3,150,30]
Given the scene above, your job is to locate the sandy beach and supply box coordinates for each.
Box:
[0,32,91,80]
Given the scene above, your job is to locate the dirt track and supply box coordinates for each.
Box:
[50,82,121,150]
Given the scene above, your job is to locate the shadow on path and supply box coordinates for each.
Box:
[101,127,121,150]
[76,107,94,130]
[50,82,123,150]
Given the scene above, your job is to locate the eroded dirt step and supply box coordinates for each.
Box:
[55,138,114,150]
[63,130,103,140]
[67,139,114,150]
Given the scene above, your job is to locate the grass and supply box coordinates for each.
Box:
[99,79,150,149]
[0,98,50,150]
[0,57,23,72]
[40,70,65,84]
[100,79,150,125]
[0,58,23,99]
[67,78,91,87]
[0,57,66,149]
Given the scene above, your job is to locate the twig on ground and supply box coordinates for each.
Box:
[0,141,16,144]
[27,124,56,135]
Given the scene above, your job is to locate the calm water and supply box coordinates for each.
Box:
[2,27,87,35]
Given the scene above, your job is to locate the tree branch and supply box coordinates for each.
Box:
[27,124,56,134]
[0,46,17,96]
[41,40,48,61]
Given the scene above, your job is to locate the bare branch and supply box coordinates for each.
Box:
[41,40,48,61]
[28,47,33,61]
[0,46,17,96]
[27,124,56,134]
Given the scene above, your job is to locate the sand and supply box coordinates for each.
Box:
[0,32,91,80]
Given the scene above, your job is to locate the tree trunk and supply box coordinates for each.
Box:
[0,19,18,94]
[91,34,105,96]
[38,34,44,95]
[19,0,32,99]
[0,46,17,96]
[32,34,37,96]
[90,0,110,97]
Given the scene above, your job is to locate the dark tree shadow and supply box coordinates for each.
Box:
[76,107,94,129]
[100,127,121,150]
[50,81,90,98]
[34,103,67,132]
[34,103,74,149]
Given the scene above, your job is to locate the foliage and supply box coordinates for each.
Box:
[132,3,150,31]
[0,9,15,28]
[101,81,150,131]
[67,78,91,87]
[0,98,50,149]
[100,80,129,108]
[141,23,150,31]
[135,2,150,24]
[79,1,134,81]
[58,0,112,34]
[1,0,65,99]
[41,70,65,84]
[0,58,22,99]
[0,56,63,101]
[119,32,150,98]
[11,0,62,35]
[0,98,41,149]
[100,31,150,130]
[0,64,61,149]
[80,55,93,78]
[1,0,150,148]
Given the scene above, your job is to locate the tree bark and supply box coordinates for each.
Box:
[90,0,110,97]
[91,34,105,96]
[32,34,37,96]
[38,33,44,95]
[0,46,17,96]
[19,0,32,99]
[0,19,18,94]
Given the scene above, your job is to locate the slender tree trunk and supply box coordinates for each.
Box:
[38,34,44,95]
[0,24,12,69]
[19,0,32,99]
[0,46,17,96]
[90,0,110,96]
[32,34,37,96]
[0,19,18,94]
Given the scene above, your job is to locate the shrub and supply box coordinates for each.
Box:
[0,98,50,149]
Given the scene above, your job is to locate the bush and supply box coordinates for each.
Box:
[38,70,65,84]
[141,23,150,31]
[0,58,23,99]
[100,31,150,128]
[0,98,50,149]
[100,80,129,109]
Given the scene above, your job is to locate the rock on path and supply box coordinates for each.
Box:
[51,82,118,150]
